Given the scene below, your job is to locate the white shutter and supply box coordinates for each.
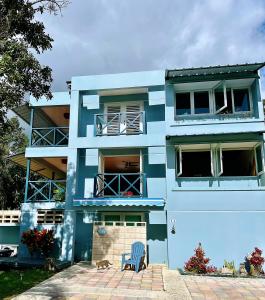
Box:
[106,105,121,135]
[125,104,142,134]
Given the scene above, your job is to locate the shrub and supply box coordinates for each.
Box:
[249,247,264,268]
[21,228,55,258]
[184,243,217,274]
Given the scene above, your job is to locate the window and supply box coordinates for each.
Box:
[214,86,251,115]
[194,92,210,114]
[176,143,264,178]
[176,91,210,116]
[175,93,191,115]
[221,150,256,176]
[175,85,252,117]
[176,147,213,177]
[233,89,250,112]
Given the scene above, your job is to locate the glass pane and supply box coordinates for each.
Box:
[255,145,263,173]
[180,151,212,177]
[176,93,191,115]
[125,215,142,222]
[125,215,142,226]
[234,89,250,112]
[194,92,209,114]
[104,215,120,221]
[215,90,233,114]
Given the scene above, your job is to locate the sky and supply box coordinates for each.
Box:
[37,0,265,94]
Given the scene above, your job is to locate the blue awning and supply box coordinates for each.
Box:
[73,198,165,207]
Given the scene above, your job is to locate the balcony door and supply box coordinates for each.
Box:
[104,101,143,135]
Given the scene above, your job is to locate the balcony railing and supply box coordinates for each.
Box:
[94,173,146,198]
[95,112,146,136]
[26,180,66,202]
[31,127,69,146]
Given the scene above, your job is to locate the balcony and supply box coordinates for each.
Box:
[94,173,146,198]
[95,112,146,136]
[31,127,69,147]
[26,180,66,202]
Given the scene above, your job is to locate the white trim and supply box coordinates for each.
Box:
[175,85,253,118]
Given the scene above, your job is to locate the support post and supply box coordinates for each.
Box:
[24,159,31,203]
[29,107,34,146]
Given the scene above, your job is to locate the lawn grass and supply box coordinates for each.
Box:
[0,268,55,300]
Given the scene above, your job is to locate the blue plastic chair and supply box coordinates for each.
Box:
[121,241,145,273]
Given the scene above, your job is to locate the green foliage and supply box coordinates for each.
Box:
[0,0,69,130]
[0,268,55,299]
[0,117,28,209]
[223,260,237,274]
[53,184,65,202]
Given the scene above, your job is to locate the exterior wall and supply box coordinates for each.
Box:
[165,74,265,269]
[18,202,65,260]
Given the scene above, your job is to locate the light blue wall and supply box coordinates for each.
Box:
[168,211,265,269]
[165,74,265,269]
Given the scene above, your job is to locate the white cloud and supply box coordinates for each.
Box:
[37,0,265,95]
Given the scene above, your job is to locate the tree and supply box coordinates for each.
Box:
[0,117,28,209]
[0,0,69,132]
[0,0,69,208]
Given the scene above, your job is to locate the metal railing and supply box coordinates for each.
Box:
[95,112,145,136]
[26,180,66,202]
[31,127,69,146]
[94,173,146,198]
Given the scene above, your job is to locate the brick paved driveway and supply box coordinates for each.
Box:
[14,262,169,300]
[13,263,265,299]
[183,275,265,300]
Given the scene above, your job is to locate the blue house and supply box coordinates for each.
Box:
[9,62,265,269]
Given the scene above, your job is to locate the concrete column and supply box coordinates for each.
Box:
[60,209,76,262]
[61,148,78,262]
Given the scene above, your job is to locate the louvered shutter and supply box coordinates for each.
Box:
[106,105,121,135]
[125,104,142,134]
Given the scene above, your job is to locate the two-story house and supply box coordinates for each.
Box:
[11,63,265,269]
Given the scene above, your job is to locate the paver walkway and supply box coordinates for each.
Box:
[182,275,265,300]
[13,262,265,299]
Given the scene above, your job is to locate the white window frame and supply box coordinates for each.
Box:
[175,143,265,178]
[175,86,253,118]
[254,143,265,176]
[175,91,212,117]
[213,86,252,115]
[175,145,213,178]
[231,87,253,114]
